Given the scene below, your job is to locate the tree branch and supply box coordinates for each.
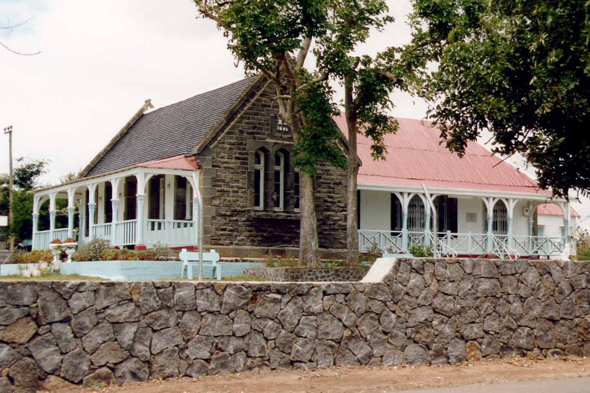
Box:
[296,37,312,70]
[296,72,329,92]
[0,41,40,56]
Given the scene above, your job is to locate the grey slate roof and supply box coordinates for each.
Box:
[86,76,256,177]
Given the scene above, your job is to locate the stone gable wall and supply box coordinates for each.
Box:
[1,258,590,391]
[197,79,347,256]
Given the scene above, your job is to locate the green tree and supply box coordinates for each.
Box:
[195,0,412,266]
[405,0,590,197]
[0,158,49,243]
[195,0,351,266]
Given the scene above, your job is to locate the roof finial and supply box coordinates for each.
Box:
[144,99,154,111]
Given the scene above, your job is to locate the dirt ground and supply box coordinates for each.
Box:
[61,356,590,393]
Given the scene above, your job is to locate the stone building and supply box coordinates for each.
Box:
[30,76,348,258]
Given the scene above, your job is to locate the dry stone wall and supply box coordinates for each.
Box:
[243,267,369,282]
[1,258,590,391]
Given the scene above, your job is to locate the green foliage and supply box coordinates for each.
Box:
[406,0,590,197]
[6,249,53,265]
[73,241,179,262]
[263,253,298,267]
[72,238,111,262]
[293,81,347,176]
[0,158,49,242]
[359,243,383,266]
[572,227,590,261]
[408,243,434,257]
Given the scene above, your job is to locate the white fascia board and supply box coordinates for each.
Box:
[358,183,563,202]
[33,167,197,198]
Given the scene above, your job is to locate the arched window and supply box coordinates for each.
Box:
[493,201,508,234]
[408,195,426,231]
[254,150,265,210]
[273,152,285,211]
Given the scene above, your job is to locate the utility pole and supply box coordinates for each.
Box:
[3,126,13,256]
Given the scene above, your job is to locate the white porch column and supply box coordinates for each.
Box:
[78,193,86,242]
[483,197,498,254]
[88,183,98,240]
[505,199,518,250]
[67,188,76,239]
[561,201,571,244]
[136,171,148,246]
[527,203,534,237]
[49,192,57,241]
[396,192,411,252]
[32,196,40,249]
[186,173,200,247]
[110,178,121,246]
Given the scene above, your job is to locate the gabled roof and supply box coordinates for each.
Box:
[334,115,551,197]
[84,76,258,177]
[537,203,580,217]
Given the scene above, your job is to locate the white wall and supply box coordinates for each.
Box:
[359,190,391,231]
[457,197,484,234]
[359,190,538,237]
[538,214,577,238]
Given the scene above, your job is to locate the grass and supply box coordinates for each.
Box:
[0,272,108,281]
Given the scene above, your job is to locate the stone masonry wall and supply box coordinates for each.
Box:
[243,267,369,282]
[198,78,347,254]
[1,258,590,391]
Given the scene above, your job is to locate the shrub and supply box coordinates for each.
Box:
[263,253,297,268]
[572,227,590,261]
[72,238,111,262]
[6,249,53,265]
[153,244,179,261]
[408,244,434,257]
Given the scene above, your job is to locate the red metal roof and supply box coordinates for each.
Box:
[537,203,580,217]
[138,155,198,171]
[334,115,551,196]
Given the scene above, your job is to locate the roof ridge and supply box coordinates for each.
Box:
[144,76,257,116]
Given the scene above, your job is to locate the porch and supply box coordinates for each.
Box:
[32,156,202,250]
[358,189,573,259]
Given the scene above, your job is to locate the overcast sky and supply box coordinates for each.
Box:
[1,0,588,228]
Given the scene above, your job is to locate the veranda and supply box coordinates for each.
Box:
[358,189,573,259]
[32,161,201,251]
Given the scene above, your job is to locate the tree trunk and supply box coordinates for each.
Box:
[346,118,359,266]
[299,172,319,267]
[345,77,359,267]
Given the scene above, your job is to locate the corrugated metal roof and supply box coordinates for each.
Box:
[86,77,256,177]
[334,115,551,196]
[537,203,580,217]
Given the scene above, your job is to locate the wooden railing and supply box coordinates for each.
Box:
[35,230,51,250]
[146,219,194,246]
[93,223,112,241]
[359,229,567,258]
[115,220,137,246]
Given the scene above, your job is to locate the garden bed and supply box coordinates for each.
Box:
[243,266,369,282]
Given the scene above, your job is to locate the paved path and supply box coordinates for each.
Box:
[405,377,590,393]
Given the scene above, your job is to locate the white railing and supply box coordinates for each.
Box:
[359,229,567,258]
[35,230,51,250]
[145,219,194,246]
[52,228,69,242]
[115,220,137,246]
[92,223,112,241]
[358,230,403,253]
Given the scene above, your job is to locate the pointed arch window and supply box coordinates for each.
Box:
[273,152,285,211]
[254,150,265,210]
[492,202,508,234]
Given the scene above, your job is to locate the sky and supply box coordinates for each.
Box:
[1,0,588,228]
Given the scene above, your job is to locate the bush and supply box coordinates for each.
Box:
[408,244,434,257]
[572,227,590,261]
[263,253,297,268]
[72,238,111,262]
[6,249,53,265]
